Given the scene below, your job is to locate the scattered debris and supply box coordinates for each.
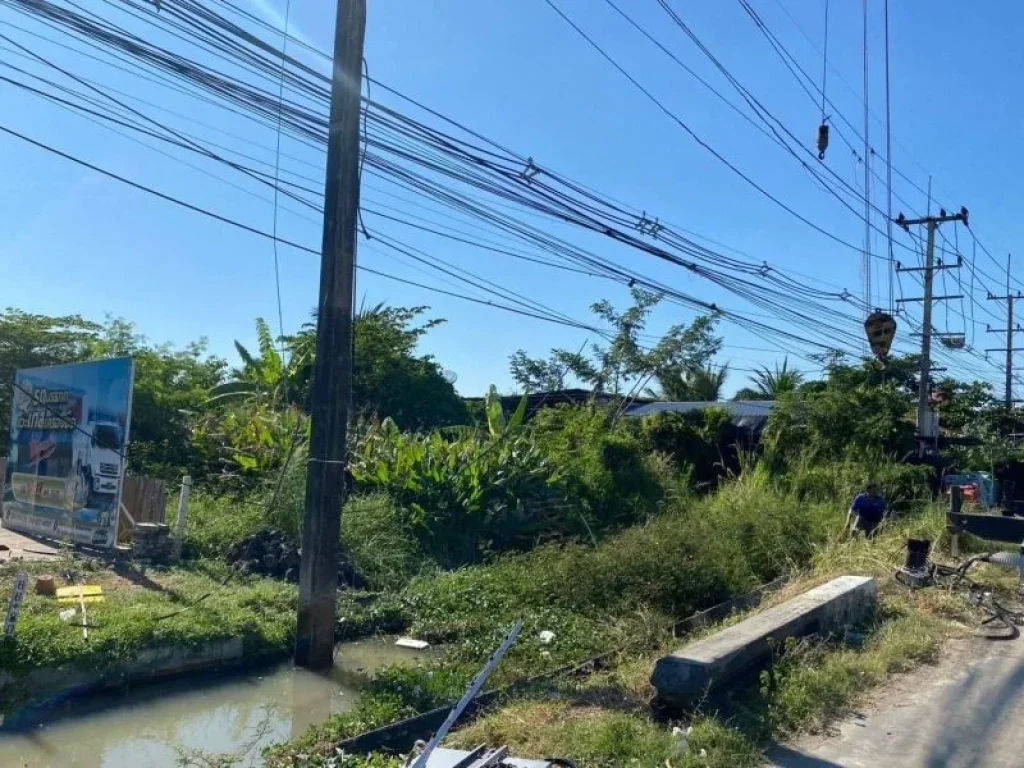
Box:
[895,539,1024,639]
[408,621,524,768]
[22,548,59,557]
[58,607,77,623]
[396,637,430,651]
[79,589,90,641]
[538,630,556,645]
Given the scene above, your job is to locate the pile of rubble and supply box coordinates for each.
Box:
[225,529,364,587]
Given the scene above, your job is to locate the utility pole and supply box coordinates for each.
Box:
[895,207,968,456]
[986,255,1023,408]
[295,0,366,669]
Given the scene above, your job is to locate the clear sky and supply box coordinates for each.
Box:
[2,0,1022,397]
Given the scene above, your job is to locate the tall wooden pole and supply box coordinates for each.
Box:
[295,0,366,669]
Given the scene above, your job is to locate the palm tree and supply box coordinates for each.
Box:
[651,364,729,401]
[736,358,803,400]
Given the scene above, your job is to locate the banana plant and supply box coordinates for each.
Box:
[485,385,528,438]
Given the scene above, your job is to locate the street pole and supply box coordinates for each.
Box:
[985,256,1023,410]
[895,208,968,457]
[295,0,366,669]
[1007,295,1014,408]
[917,219,937,435]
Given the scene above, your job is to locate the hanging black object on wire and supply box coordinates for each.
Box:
[817,0,830,160]
[817,121,830,160]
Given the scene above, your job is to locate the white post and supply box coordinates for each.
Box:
[173,475,192,560]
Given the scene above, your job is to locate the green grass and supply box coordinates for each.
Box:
[264,472,843,765]
[4,465,957,767]
[430,507,981,768]
[298,503,986,768]
[0,556,296,713]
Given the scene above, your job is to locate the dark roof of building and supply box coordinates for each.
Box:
[625,400,776,431]
[464,389,654,418]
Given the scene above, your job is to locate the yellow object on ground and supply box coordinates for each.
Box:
[56,585,105,604]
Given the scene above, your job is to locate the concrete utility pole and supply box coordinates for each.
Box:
[895,208,968,456]
[986,255,1023,409]
[295,0,366,669]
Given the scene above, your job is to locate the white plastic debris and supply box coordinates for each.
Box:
[538,630,556,645]
[395,637,430,650]
[58,607,77,623]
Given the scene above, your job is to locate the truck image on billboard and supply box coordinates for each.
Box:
[1,358,134,548]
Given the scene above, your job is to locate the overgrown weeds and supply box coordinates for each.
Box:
[431,507,963,768]
[264,471,852,764]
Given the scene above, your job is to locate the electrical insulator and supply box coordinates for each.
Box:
[817,122,830,160]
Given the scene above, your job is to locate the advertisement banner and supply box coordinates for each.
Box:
[2,358,135,548]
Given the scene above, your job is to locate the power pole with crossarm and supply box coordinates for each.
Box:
[986,255,1024,409]
[894,207,968,456]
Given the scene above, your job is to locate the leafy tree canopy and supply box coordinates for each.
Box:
[224,304,468,432]
[0,310,226,478]
[510,289,721,395]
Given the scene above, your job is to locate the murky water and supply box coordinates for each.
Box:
[0,638,433,767]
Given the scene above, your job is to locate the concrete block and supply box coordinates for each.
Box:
[652,575,877,709]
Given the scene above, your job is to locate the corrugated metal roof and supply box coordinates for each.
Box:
[625,400,776,430]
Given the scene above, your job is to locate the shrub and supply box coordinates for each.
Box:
[349,419,569,567]
[183,490,264,559]
[181,448,306,559]
[402,472,831,648]
[639,408,734,487]
[763,385,915,467]
[341,493,426,590]
[772,453,932,509]
[531,405,670,530]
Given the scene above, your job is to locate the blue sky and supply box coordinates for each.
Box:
[1,0,1022,397]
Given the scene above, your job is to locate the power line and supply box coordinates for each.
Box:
[4,0,1014,387]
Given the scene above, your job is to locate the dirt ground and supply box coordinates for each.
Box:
[768,633,1024,768]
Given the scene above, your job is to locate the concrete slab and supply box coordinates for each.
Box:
[652,576,877,709]
[769,635,1024,768]
[0,521,60,563]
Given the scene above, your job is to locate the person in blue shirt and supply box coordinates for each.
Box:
[847,483,888,538]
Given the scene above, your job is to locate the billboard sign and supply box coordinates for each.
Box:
[2,358,135,548]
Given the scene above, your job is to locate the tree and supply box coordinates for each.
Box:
[88,318,227,477]
[651,364,730,401]
[348,305,468,430]
[811,350,920,396]
[0,309,99,449]
[735,358,804,401]
[509,288,721,394]
[508,351,572,392]
[0,310,226,478]
[226,305,468,432]
[764,384,915,466]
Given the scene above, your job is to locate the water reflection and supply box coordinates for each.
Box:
[0,638,432,767]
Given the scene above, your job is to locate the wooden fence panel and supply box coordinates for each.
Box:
[119,476,167,542]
